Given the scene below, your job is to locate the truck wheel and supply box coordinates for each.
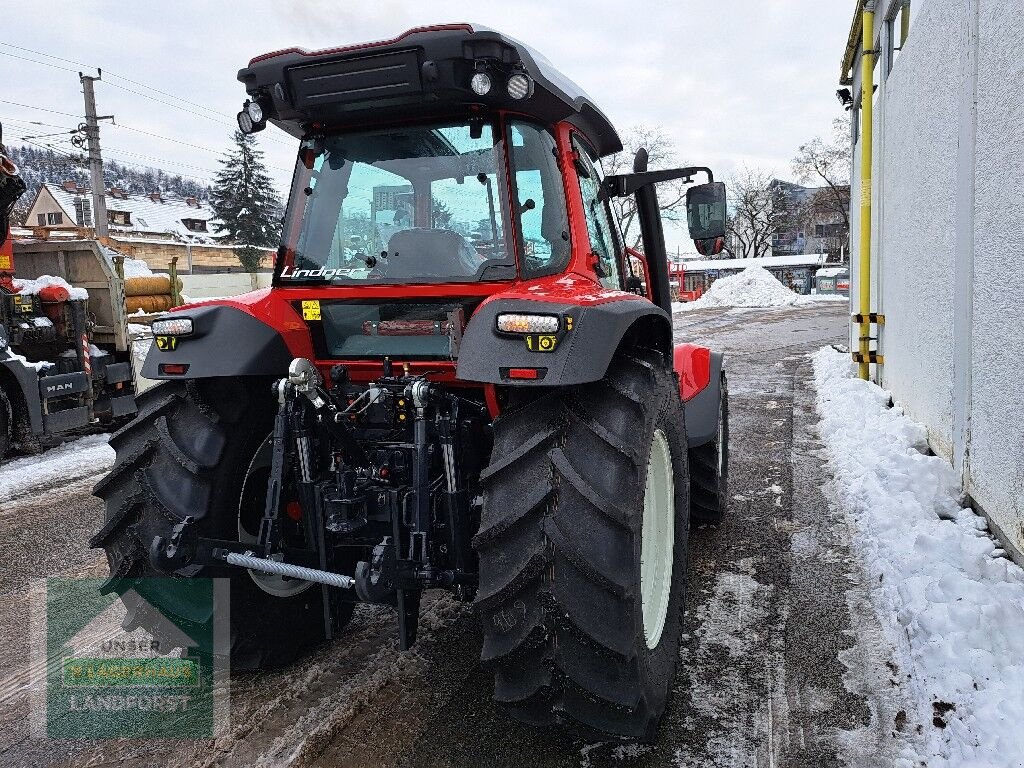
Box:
[91,378,351,669]
[475,352,690,741]
[689,372,728,526]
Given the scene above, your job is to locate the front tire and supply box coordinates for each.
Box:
[475,352,690,741]
[91,378,351,669]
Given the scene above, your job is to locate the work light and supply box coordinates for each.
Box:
[470,71,493,96]
[237,110,254,133]
[151,317,193,336]
[506,73,533,100]
[496,313,559,334]
[246,100,265,123]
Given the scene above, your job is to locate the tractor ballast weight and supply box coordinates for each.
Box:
[94,24,730,742]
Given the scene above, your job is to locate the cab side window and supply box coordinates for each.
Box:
[572,136,622,290]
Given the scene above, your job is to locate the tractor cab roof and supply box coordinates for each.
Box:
[238,23,622,156]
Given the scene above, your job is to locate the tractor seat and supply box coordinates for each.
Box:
[385,228,480,279]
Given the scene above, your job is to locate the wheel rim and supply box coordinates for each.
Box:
[238,436,314,598]
[641,428,675,649]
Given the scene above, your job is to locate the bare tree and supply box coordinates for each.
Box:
[724,167,778,259]
[792,115,852,239]
[601,125,688,249]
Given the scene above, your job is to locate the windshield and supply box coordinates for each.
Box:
[279,121,515,285]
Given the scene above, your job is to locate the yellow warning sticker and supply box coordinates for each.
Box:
[0,254,10,270]
[525,334,558,353]
[155,336,178,351]
[301,300,322,321]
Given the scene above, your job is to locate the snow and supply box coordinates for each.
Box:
[0,434,113,504]
[816,266,849,278]
[675,265,848,311]
[813,347,1024,767]
[11,275,88,301]
[120,257,155,277]
[102,246,155,277]
[680,253,829,271]
[5,350,53,374]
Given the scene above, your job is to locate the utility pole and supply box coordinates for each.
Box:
[79,70,113,238]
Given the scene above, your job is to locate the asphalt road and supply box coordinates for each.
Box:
[0,301,917,768]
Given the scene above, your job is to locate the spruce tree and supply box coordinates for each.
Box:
[211,131,282,273]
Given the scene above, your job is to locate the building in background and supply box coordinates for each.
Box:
[20,181,271,273]
[842,0,1024,560]
[770,179,850,260]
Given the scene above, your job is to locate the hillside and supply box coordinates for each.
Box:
[5,144,212,225]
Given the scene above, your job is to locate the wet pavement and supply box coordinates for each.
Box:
[0,301,917,768]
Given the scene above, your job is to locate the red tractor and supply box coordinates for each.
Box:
[92,25,729,741]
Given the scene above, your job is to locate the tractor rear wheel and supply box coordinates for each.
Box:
[0,386,11,462]
[91,378,351,669]
[475,352,690,741]
[688,372,728,526]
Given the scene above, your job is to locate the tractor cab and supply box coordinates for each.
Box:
[234,25,726,328]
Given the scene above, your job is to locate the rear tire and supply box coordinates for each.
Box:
[475,352,690,741]
[91,378,351,669]
[688,372,729,526]
[0,387,11,463]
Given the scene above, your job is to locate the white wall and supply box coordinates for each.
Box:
[179,272,271,299]
[967,0,1024,551]
[877,0,963,460]
[851,0,1024,557]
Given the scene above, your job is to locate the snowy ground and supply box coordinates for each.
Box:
[673,264,848,312]
[814,348,1024,767]
[0,434,113,505]
[6,303,1022,768]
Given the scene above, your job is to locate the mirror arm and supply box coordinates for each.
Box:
[604,166,714,198]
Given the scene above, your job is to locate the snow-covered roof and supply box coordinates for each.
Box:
[679,253,830,272]
[815,266,849,278]
[41,183,226,243]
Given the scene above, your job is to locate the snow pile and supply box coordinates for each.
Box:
[675,264,847,312]
[813,347,1024,767]
[102,245,156,277]
[0,434,113,503]
[121,257,155,277]
[12,275,88,301]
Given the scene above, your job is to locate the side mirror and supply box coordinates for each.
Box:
[686,181,727,246]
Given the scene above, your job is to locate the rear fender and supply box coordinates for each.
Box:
[456,297,671,386]
[674,343,724,447]
[141,304,294,380]
[0,352,43,435]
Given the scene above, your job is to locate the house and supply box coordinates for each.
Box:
[24,181,222,243]
[841,0,1024,561]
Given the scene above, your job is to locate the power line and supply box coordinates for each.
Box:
[0,49,81,73]
[0,40,294,148]
[1,41,227,119]
[0,98,82,118]
[1,116,79,131]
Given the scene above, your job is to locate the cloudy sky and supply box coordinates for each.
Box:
[2,1,853,252]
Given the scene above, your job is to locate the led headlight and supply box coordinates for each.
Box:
[496,313,560,334]
[470,71,493,96]
[151,317,193,336]
[506,73,533,100]
[246,99,264,124]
